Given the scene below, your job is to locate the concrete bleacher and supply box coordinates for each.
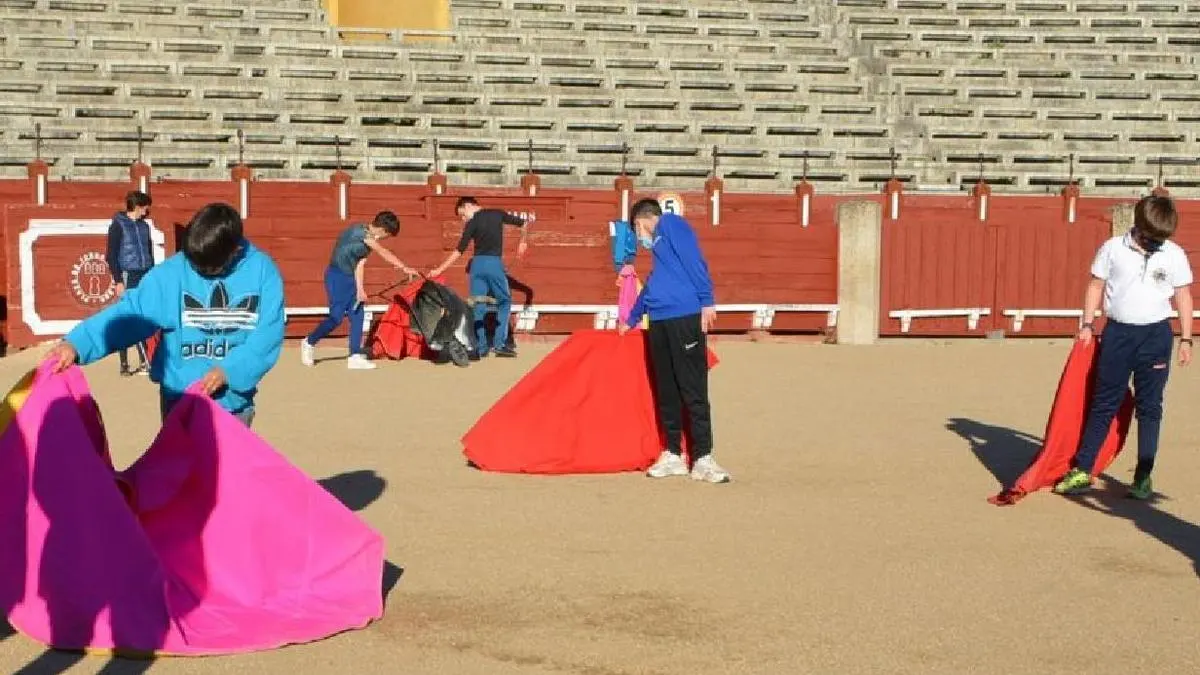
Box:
[0,0,1198,194]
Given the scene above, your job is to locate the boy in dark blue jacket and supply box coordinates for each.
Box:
[618,199,731,484]
[106,190,155,376]
[47,203,285,427]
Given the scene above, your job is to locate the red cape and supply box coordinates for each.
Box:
[462,330,719,474]
[145,332,161,363]
[989,340,1134,505]
[368,278,439,361]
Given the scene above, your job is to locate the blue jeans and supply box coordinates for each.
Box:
[1073,319,1173,480]
[306,266,364,355]
[470,255,511,352]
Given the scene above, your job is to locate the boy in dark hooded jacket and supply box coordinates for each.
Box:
[106,190,156,376]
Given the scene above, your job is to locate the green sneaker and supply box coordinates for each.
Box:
[1053,468,1093,495]
[1129,475,1153,500]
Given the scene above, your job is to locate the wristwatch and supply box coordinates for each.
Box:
[1181,338,1193,346]
[1081,322,1094,331]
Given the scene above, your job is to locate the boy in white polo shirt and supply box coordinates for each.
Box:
[1055,195,1193,499]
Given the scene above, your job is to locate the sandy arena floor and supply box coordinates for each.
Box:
[2,338,1200,675]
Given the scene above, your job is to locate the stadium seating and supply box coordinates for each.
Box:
[0,0,1197,193]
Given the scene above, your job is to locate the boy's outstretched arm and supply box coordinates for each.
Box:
[431,221,474,276]
[63,269,166,365]
[502,212,532,257]
[365,237,416,275]
[220,262,286,394]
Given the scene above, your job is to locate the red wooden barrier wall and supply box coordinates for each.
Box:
[0,174,839,350]
[0,170,1195,352]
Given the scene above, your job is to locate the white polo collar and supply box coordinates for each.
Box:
[1122,229,1157,257]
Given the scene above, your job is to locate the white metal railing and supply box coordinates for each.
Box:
[285,303,840,333]
[1003,309,1200,333]
[888,308,991,333]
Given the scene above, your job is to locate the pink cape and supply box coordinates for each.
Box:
[0,362,385,655]
[617,265,640,327]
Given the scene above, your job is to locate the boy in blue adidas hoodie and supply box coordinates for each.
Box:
[46,202,285,427]
[617,199,731,484]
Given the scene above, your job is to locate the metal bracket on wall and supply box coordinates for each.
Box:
[889,308,991,333]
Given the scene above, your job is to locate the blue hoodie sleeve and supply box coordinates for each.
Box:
[220,257,285,394]
[667,217,715,307]
[65,265,170,365]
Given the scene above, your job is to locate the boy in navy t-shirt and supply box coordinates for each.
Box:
[302,211,416,370]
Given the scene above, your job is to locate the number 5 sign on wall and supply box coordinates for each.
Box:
[657,193,684,217]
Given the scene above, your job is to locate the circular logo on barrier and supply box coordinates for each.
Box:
[70,252,117,305]
[658,193,684,217]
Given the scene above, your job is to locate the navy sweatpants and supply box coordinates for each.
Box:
[306,266,364,355]
[119,269,150,372]
[1073,319,1173,480]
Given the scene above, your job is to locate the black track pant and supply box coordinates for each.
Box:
[647,313,713,459]
[118,269,149,373]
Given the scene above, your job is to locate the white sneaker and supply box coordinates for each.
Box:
[646,451,688,479]
[300,340,315,367]
[690,456,731,484]
[347,354,377,370]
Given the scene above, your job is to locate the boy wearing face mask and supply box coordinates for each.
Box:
[1055,195,1193,498]
[618,199,730,484]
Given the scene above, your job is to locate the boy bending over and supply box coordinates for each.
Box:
[1055,195,1193,498]
[619,199,731,484]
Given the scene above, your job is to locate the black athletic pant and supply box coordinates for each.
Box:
[647,313,713,459]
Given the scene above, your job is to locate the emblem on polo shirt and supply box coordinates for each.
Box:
[1152,268,1168,283]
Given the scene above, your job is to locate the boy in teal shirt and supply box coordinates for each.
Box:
[47,202,285,426]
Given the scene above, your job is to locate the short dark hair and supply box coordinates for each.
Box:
[1135,195,1177,241]
[372,210,400,235]
[455,196,479,214]
[629,198,662,223]
[183,203,244,277]
[125,190,152,212]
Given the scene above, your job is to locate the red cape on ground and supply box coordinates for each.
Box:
[368,278,438,361]
[989,339,1134,505]
[462,329,718,475]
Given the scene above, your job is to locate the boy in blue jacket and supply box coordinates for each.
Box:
[106,190,155,376]
[618,199,731,484]
[47,202,286,427]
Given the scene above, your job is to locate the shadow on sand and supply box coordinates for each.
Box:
[948,416,1200,579]
[316,470,405,606]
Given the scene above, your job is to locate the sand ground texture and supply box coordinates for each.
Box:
[1,338,1199,675]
